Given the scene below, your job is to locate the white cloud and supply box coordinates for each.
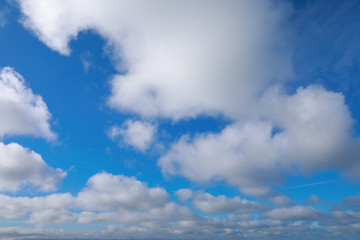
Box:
[304,195,325,205]
[77,202,195,229]
[270,195,293,206]
[264,206,324,221]
[191,192,268,214]
[1,175,360,239]
[0,193,74,219]
[0,67,55,140]
[262,85,352,173]
[175,188,193,203]
[159,85,354,197]
[18,0,293,120]
[108,120,156,151]
[159,120,284,197]
[28,209,75,225]
[76,172,169,211]
[0,142,66,192]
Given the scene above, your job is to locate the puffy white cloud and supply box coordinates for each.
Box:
[191,192,268,214]
[270,195,293,206]
[28,209,75,225]
[0,142,66,192]
[159,120,284,197]
[108,120,156,151]
[159,85,354,197]
[77,202,195,230]
[0,193,74,219]
[175,188,193,203]
[262,85,353,172]
[76,172,169,211]
[264,206,324,221]
[18,0,293,120]
[304,195,325,206]
[0,67,55,140]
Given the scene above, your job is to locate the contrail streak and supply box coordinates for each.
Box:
[286,180,335,190]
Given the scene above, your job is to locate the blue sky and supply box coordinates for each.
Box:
[0,0,360,239]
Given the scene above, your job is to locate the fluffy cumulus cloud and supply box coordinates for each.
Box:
[175,188,193,203]
[264,206,324,221]
[270,195,293,206]
[0,174,360,239]
[261,85,353,172]
[0,67,55,140]
[159,86,354,197]
[108,120,156,151]
[0,142,66,192]
[11,1,360,239]
[0,192,74,223]
[18,0,293,120]
[77,172,169,211]
[191,191,268,214]
[159,121,282,197]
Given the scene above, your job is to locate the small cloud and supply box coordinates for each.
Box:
[264,205,324,221]
[0,7,8,28]
[270,195,293,206]
[175,189,193,203]
[107,120,156,152]
[305,195,326,205]
[79,51,93,72]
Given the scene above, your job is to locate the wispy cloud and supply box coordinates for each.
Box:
[287,180,336,190]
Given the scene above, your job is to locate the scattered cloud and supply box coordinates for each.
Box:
[175,188,193,203]
[191,192,269,214]
[159,85,356,198]
[18,0,293,120]
[0,175,359,239]
[76,172,169,211]
[341,193,360,209]
[270,195,293,206]
[0,142,66,192]
[108,120,156,151]
[0,67,56,140]
[264,206,324,221]
[9,0,360,239]
[305,195,326,206]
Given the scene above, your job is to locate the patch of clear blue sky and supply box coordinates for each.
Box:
[0,0,359,205]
